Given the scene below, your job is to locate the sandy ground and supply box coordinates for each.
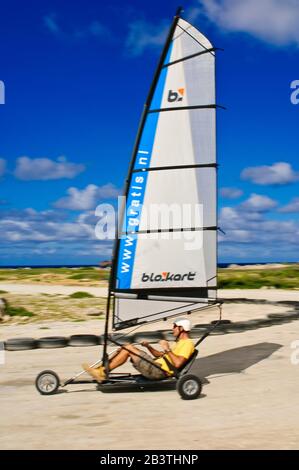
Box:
[0,282,107,296]
[1,282,298,301]
[0,289,299,450]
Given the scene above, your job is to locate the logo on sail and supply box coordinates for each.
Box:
[167,88,184,103]
[142,271,196,282]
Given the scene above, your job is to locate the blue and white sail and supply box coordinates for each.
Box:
[110,16,218,330]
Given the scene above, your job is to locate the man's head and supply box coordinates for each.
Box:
[172,317,192,338]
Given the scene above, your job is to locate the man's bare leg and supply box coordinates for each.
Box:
[83,343,143,381]
[108,344,143,371]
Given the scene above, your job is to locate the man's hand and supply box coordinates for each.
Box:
[159,339,170,352]
[141,341,164,358]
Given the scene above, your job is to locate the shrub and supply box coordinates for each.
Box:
[69,291,95,298]
[6,304,34,317]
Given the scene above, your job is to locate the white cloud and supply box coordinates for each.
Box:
[125,19,168,56]
[43,14,110,41]
[219,206,263,233]
[54,183,120,210]
[43,14,60,35]
[77,210,100,226]
[279,197,299,213]
[219,205,299,248]
[240,193,278,212]
[0,206,116,272]
[14,156,85,181]
[220,187,243,199]
[219,240,298,262]
[0,208,66,223]
[241,162,299,186]
[0,205,115,262]
[0,208,98,242]
[0,158,6,176]
[0,237,113,263]
[87,21,108,38]
[198,0,299,47]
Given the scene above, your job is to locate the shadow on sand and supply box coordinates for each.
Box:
[191,342,282,379]
[64,342,282,396]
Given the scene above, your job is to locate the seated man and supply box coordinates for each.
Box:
[83,317,195,382]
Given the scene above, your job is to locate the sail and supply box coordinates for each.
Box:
[110,16,218,330]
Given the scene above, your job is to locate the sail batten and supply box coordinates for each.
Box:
[148,104,218,112]
[132,163,218,172]
[109,14,218,330]
[163,48,217,68]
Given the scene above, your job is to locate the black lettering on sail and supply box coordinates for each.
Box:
[167,89,178,102]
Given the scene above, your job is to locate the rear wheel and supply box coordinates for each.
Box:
[176,374,202,400]
[35,370,60,395]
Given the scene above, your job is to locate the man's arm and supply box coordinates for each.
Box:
[141,341,164,358]
[164,351,186,369]
[159,339,188,369]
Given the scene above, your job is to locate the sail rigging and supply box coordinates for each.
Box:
[106,9,218,333]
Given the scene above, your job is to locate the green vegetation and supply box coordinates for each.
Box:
[69,291,95,299]
[0,265,297,325]
[218,265,299,289]
[5,304,34,317]
[0,291,106,323]
[68,268,109,281]
[0,266,109,285]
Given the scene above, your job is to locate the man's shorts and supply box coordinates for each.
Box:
[132,351,166,380]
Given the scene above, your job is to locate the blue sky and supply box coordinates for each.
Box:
[0,0,299,265]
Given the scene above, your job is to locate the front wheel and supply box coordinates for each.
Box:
[176,374,202,400]
[35,370,60,395]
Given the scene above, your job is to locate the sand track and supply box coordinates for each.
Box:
[0,289,299,449]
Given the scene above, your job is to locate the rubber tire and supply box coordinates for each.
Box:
[35,370,60,395]
[68,334,99,347]
[211,329,226,335]
[5,337,37,351]
[161,331,175,341]
[133,331,163,343]
[189,328,208,339]
[176,374,202,400]
[226,322,248,332]
[37,336,68,349]
[255,319,273,328]
[267,313,287,319]
[98,335,105,345]
[108,334,134,346]
[242,319,262,330]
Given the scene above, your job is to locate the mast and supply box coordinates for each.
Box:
[102,7,184,368]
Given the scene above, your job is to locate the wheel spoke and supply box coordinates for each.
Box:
[183,379,198,395]
[39,374,57,393]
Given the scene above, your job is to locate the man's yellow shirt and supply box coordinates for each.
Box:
[154,339,195,374]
